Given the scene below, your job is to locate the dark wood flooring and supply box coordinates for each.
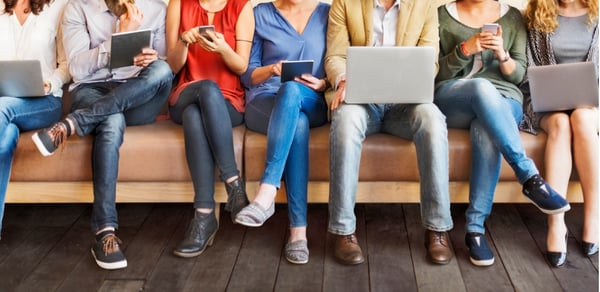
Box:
[0,202,597,292]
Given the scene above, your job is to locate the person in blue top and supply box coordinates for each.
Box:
[236,0,329,265]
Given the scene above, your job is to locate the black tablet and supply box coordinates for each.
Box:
[110,29,152,69]
[281,60,314,82]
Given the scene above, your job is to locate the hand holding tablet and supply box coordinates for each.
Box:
[281,60,314,82]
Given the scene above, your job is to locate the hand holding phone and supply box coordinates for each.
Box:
[481,23,499,35]
[198,25,215,42]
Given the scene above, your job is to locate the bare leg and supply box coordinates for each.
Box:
[571,108,598,244]
[540,112,572,252]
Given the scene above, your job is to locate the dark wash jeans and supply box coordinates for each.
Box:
[169,80,243,210]
[69,60,173,233]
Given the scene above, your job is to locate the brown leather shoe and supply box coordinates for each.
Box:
[333,233,365,265]
[424,230,453,264]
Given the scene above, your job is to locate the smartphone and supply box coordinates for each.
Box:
[481,23,499,34]
[198,25,215,41]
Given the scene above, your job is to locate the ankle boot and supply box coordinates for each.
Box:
[173,210,218,258]
[224,178,249,222]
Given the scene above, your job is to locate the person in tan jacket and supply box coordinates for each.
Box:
[324,0,454,265]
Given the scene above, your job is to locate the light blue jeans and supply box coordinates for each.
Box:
[328,102,453,235]
[0,95,62,237]
[245,82,327,227]
[434,78,539,234]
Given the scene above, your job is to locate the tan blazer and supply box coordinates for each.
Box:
[324,0,440,107]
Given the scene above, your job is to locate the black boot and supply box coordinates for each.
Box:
[224,178,249,222]
[173,210,218,258]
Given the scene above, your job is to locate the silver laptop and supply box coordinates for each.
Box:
[345,46,435,104]
[528,62,599,112]
[0,60,45,97]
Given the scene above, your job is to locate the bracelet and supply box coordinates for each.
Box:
[498,50,510,63]
[460,42,471,57]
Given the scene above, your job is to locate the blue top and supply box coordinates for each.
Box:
[240,2,330,103]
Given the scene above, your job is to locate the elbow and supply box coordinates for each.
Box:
[234,64,248,76]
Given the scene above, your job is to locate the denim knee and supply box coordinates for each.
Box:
[95,113,126,145]
[277,82,304,108]
[144,60,174,85]
[412,104,448,139]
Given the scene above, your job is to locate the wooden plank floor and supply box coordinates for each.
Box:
[0,203,597,292]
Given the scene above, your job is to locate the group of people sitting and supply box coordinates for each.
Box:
[0,0,596,272]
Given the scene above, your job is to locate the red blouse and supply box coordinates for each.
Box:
[168,0,247,112]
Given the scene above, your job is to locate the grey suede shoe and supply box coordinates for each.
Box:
[285,239,309,264]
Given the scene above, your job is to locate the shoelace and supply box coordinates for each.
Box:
[49,123,68,149]
[102,234,123,256]
[343,234,358,244]
[433,232,448,247]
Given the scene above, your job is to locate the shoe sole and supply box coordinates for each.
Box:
[334,256,365,265]
[527,198,571,215]
[173,229,217,258]
[31,133,54,157]
[234,217,264,227]
[91,249,127,270]
[469,256,495,266]
[286,257,309,265]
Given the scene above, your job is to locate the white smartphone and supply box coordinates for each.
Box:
[198,25,215,41]
[482,23,499,34]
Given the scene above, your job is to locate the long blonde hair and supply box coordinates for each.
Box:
[524,0,598,33]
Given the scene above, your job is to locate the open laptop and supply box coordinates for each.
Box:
[0,60,46,97]
[528,62,599,112]
[345,46,435,104]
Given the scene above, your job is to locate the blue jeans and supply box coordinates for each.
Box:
[245,82,327,227]
[434,78,539,234]
[69,61,173,233]
[328,102,453,235]
[169,80,244,210]
[0,95,62,236]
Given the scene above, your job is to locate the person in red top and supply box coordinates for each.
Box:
[166,0,254,258]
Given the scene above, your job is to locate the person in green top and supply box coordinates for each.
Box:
[434,0,570,267]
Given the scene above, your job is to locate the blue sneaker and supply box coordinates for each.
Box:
[465,232,494,266]
[522,174,570,215]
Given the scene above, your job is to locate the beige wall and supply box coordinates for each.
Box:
[251,0,528,10]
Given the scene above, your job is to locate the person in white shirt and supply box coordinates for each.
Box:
[0,0,70,239]
[31,0,173,270]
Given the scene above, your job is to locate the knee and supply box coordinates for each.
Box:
[95,114,125,144]
[331,105,367,141]
[545,113,571,140]
[467,78,498,104]
[182,104,202,125]
[145,60,174,84]
[277,82,304,108]
[0,124,18,155]
[415,104,447,136]
[194,80,224,106]
[570,108,597,137]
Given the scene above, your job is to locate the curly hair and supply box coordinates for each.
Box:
[3,0,52,15]
[524,0,599,33]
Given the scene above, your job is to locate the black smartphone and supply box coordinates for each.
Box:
[198,25,215,41]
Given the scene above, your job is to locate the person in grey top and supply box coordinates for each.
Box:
[521,0,598,267]
[31,0,173,270]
